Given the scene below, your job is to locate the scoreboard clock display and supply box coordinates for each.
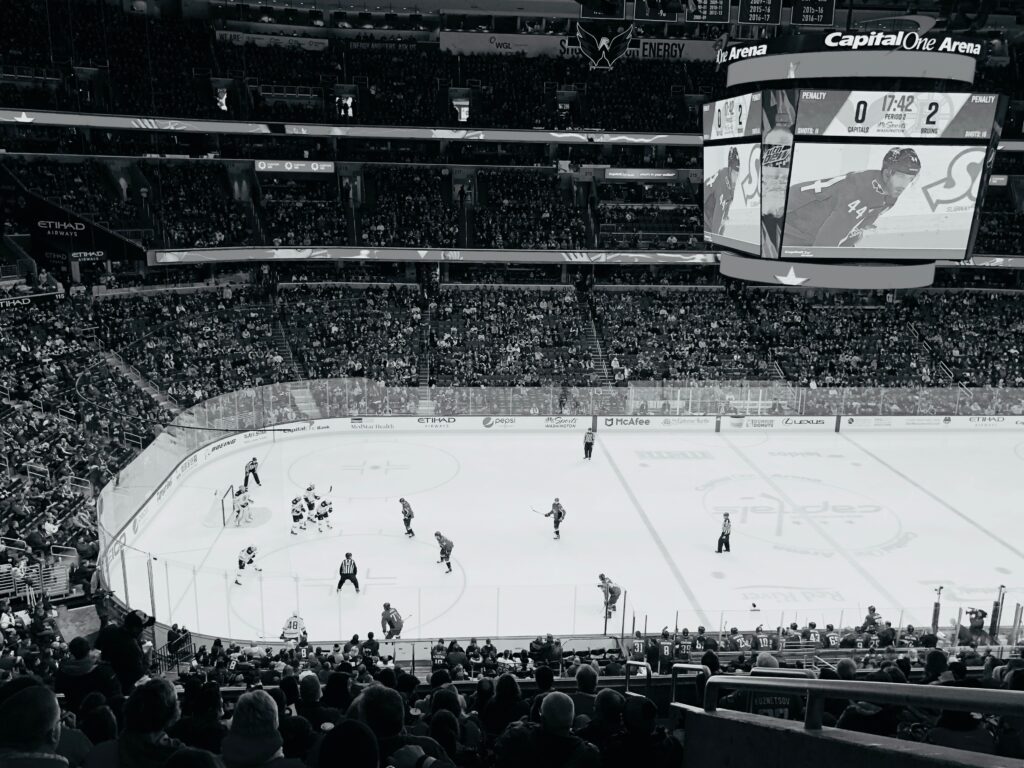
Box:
[791,0,836,26]
[685,0,729,23]
[794,90,999,140]
[703,93,763,141]
[739,0,782,25]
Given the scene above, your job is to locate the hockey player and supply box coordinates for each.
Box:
[303,484,319,514]
[784,147,921,248]
[303,484,320,529]
[280,611,306,642]
[315,498,333,533]
[434,532,453,573]
[675,628,693,660]
[545,498,567,540]
[704,146,740,235]
[657,629,675,674]
[290,496,305,535]
[823,623,842,649]
[235,545,260,585]
[598,574,620,619]
[400,498,415,537]
[244,457,261,488]
[381,602,404,639]
[583,428,595,460]
[233,486,253,526]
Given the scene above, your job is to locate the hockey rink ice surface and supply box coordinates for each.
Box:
[126,430,1024,642]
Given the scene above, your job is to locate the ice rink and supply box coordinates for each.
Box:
[124,428,1024,643]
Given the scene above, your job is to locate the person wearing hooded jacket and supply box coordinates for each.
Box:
[220,690,306,768]
[54,636,122,715]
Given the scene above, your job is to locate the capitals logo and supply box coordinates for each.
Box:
[577,24,632,70]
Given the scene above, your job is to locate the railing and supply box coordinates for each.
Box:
[624,660,653,698]
[699,677,1024,731]
[670,662,712,704]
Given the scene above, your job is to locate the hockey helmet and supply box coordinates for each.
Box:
[790,622,798,630]
[882,147,921,176]
[383,602,391,609]
[826,624,834,632]
[307,484,315,491]
[434,531,441,537]
[681,628,689,636]
[292,497,300,505]
[697,626,706,634]
[598,573,606,580]
[730,627,738,634]
[399,497,405,502]
[808,621,817,629]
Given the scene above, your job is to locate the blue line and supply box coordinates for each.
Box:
[841,433,1024,563]
[599,440,710,627]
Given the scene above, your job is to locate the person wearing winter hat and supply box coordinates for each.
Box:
[221,690,305,768]
[296,675,341,731]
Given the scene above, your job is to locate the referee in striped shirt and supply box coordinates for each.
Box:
[337,552,360,593]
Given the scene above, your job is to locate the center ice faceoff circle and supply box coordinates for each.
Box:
[699,473,907,556]
[286,438,461,499]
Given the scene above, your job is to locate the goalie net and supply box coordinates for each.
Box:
[220,484,235,527]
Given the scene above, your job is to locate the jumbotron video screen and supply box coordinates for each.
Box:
[768,89,1001,261]
[702,94,762,255]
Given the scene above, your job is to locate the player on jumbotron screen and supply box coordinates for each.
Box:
[704,146,740,235]
[784,147,921,248]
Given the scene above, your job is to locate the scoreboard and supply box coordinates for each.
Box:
[794,90,999,140]
[702,93,762,141]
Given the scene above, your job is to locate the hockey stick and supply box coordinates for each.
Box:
[530,507,546,516]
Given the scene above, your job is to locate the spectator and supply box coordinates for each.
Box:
[165,748,225,768]
[77,692,119,748]
[493,691,600,768]
[602,695,683,768]
[84,677,184,768]
[480,674,530,738]
[314,719,378,768]
[836,670,906,737]
[54,636,122,715]
[296,675,340,731]
[220,690,304,768]
[570,665,599,722]
[94,609,153,695]
[574,688,625,751]
[0,676,64,768]
[169,681,228,754]
[348,685,455,767]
